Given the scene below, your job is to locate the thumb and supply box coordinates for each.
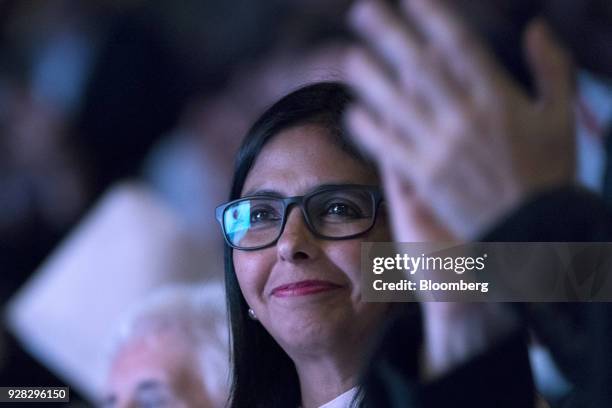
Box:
[524,19,574,108]
[381,162,454,242]
[381,161,413,239]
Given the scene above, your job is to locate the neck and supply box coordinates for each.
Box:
[292,346,361,408]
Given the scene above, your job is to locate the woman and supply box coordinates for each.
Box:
[216,82,418,407]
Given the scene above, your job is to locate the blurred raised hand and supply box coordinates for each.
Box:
[345,0,575,240]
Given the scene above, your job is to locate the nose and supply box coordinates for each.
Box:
[276,206,320,262]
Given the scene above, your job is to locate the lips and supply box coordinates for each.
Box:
[271,280,343,297]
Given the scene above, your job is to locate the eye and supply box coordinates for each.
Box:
[324,202,362,218]
[134,383,175,408]
[250,206,281,224]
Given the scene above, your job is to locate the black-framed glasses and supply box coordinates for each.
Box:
[215,184,383,250]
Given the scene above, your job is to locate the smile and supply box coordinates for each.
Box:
[271,280,343,297]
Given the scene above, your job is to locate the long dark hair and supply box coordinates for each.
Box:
[224,82,377,407]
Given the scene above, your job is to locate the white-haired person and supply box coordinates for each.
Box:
[101,283,228,408]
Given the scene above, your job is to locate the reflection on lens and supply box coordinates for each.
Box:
[224,200,251,245]
[224,198,283,248]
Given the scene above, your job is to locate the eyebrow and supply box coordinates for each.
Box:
[242,183,364,198]
[242,188,283,197]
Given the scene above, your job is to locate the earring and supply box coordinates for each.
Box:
[248,308,258,320]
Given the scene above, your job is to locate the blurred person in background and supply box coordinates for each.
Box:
[102,283,228,408]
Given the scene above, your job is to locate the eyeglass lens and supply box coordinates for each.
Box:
[223,189,375,248]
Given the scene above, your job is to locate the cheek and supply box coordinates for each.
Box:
[371,213,392,242]
[324,241,363,285]
[232,250,274,305]
[325,222,390,289]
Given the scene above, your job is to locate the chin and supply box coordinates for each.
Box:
[271,309,354,352]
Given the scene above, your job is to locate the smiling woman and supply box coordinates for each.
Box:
[218,82,403,408]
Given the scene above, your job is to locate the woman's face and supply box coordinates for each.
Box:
[233,124,390,356]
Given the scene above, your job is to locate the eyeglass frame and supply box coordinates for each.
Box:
[215,184,384,251]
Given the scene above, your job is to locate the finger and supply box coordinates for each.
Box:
[409,47,467,121]
[345,47,433,145]
[349,0,423,78]
[524,20,574,109]
[381,162,456,242]
[345,104,420,175]
[381,160,413,208]
[380,161,420,242]
[349,1,467,121]
[346,42,465,131]
[401,0,505,89]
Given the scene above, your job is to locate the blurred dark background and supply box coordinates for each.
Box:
[0,0,611,406]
